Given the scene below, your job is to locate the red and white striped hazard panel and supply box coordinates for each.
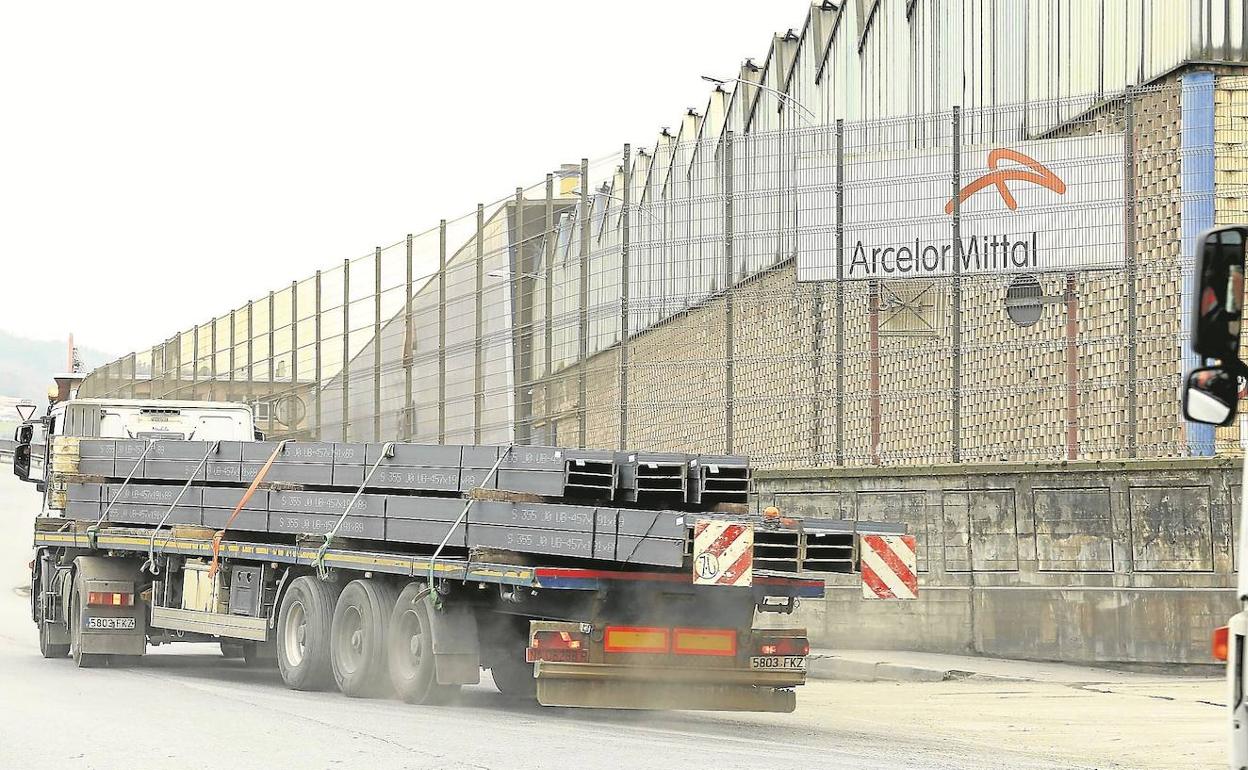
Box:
[860,534,918,600]
[692,520,754,587]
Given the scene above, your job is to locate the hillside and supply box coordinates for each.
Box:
[0,330,116,403]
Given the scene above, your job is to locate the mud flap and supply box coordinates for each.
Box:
[428,601,480,686]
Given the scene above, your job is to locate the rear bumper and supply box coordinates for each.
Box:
[533,661,803,712]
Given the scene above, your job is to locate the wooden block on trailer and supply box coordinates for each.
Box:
[467,488,549,504]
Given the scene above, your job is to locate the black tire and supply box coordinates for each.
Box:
[276,576,341,691]
[387,583,459,705]
[490,650,536,699]
[219,642,245,659]
[37,594,70,660]
[39,622,70,660]
[34,557,68,659]
[242,641,276,668]
[69,573,107,668]
[331,579,399,698]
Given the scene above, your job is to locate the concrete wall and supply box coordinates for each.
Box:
[755,458,1240,665]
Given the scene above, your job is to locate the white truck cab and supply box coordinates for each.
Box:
[1180,225,1248,769]
[12,398,258,513]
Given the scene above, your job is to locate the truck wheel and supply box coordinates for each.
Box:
[490,650,536,699]
[387,583,458,705]
[34,556,68,659]
[243,640,277,668]
[331,579,398,698]
[39,621,70,659]
[69,573,107,668]
[219,642,245,659]
[276,576,341,691]
[37,591,69,659]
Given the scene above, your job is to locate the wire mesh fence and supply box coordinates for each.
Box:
[80,76,1248,468]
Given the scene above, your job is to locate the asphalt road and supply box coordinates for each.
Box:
[0,470,1089,770]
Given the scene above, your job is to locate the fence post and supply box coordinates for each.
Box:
[268,290,276,436]
[619,144,631,451]
[1125,87,1139,458]
[438,220,447,445]
[245,301,254,413]
[475,204,485,444]
[313,270,322,440]
[544,174,555,444]
[229,309,237,403]
[835,118,846,466]
[724,130,735,455]
[404,234,414,440]
[290,279,298,436]
[578,157,590,448]
[192,324,199,397]
[209,318,218,402]
[342,259,350,442]
[512,187,531,445]
[951,106,963,464]
[373,246,382,442]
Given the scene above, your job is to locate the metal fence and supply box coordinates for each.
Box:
[80,76,1247,468]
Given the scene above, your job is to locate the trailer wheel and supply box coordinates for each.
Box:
[34,556,68,659]
[39,620,70,660]
[69,573,107,668]
[387,583,458,705]
[331,579,398,698]
[219,642,245,659]
[276,576,341,691]
[36,587,69,659]
[243,641,277,668]
[490,650,536,699]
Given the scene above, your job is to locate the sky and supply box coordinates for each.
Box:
[0,1,805,357]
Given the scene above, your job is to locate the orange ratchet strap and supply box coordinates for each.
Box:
[208,440,287,578]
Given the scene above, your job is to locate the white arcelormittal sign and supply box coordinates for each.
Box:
[797,133,1126,282]
[692,519,754,587]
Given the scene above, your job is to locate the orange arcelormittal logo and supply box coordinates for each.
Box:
[944,148,1066,215]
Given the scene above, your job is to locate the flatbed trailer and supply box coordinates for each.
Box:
[15,402,901,713]
[31,518,824,711]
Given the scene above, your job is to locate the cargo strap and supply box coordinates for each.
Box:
[209,440,290,579]
[426,445,513,607]
[144,441,221,576]
[313,442,395,580]
[87,440,157,550]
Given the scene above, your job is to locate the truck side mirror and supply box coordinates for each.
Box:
[1183,366,1239,426]
[1191,226,1248,361]
[12,423,33,482]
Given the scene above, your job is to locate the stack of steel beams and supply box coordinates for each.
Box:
[59,439,893,572]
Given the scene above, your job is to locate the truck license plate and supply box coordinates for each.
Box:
[749,655,806,671]
[86,617,136,630]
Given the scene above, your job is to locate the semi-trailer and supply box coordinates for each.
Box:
[13,397,908,712]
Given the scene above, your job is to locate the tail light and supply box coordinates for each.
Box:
[1214,626,1230,662]
[87,591,134,608]
[527,630,589,663]
[756,635,809,657]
